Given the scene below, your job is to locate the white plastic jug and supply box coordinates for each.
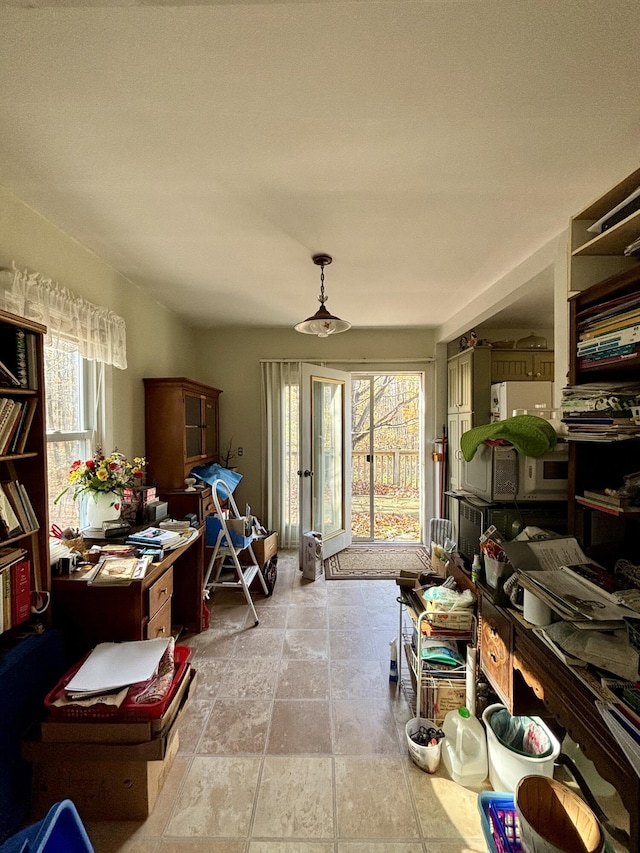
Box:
[441,706,488,787]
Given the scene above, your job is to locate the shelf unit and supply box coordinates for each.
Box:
[397,585,475,725]
[566,165,640,566]
[0,309,50,631]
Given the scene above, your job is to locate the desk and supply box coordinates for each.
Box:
[52,527,205,658]
[478,591,636,850]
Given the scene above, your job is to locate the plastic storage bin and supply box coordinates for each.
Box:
[441,706,488,787]
[482,703,560,793]
[478,791,522,853]
[0,799,94,852]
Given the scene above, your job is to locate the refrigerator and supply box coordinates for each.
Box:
[490,381,553,422]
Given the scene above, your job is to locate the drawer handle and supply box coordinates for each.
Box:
[159,587,168,595]
[489,652,497,663]
[490,626,498,637]
[157,626,166,634]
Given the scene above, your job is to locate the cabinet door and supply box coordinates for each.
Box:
[203,393,219,459]
[447,413,460,490]
[532,352,554,382]
[184,393,204,460]
[447,358,461,412]
[491,351,534,382]
[458,351,473,412]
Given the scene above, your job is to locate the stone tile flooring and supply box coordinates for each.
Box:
[83,550,490,852]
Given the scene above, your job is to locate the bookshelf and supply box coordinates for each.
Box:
[0,309,50,633]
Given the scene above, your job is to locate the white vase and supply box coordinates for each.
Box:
[85,490,121,528]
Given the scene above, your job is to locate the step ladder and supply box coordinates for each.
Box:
[203,478,269,626]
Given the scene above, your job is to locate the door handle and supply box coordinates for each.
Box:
[366,454,372,463]
[303,470,314,477]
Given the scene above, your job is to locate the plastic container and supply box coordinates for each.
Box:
[484,555,508,588]
[0,798,94,853]
[405,717,442,774]
[478,791,522,853]
[482,703,560,793]
[515,775,604,853]
[441,706,488,786]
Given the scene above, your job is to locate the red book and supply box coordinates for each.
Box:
[10,558,30,625]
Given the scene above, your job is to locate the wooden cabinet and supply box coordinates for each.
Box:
[490,349,554,383]
[446,348,492,492]
[0,309,50,630]
[144,377,222,491]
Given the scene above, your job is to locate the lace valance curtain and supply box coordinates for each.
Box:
[1,263,127,369]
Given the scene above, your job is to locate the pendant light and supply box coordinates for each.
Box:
[294,253,351,337]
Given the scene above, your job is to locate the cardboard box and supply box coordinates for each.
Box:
[39,666,196,744]
[24,720,179,820]
[240,532,277,567]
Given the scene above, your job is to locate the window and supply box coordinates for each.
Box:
[45,336,102,531]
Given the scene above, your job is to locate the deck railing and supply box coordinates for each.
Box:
[352,451,419,489]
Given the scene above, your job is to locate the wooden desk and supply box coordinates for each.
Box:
[479,592,636,850]
[52,527,205,658]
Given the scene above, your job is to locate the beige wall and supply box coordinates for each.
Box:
[193,327,437,518]
[0,185,197,460]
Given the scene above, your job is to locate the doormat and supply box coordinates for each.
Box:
[324,545,430,580]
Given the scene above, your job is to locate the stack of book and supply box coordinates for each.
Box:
[0,324,37,390]
[576,287,640,368]
[0,397,37,455]
[126,527,182,550]
[580,490,640,513]
[561,381,640,440]
[0,479,38,539]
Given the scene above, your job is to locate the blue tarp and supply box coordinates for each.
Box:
[189,463,242,497]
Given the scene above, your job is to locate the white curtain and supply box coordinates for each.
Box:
[0,264,127,369]
[261,360,301,548]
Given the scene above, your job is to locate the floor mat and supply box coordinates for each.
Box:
[323,544,430,580]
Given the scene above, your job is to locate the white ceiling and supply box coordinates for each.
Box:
[1,1,639,335]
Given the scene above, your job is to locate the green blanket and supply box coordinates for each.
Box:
[460,415,557,462]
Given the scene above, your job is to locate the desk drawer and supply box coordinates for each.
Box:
[149,567,173,619]
[146,596,172,639]
[480,596,512,708]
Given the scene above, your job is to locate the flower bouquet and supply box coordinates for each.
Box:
[56,448,146,505]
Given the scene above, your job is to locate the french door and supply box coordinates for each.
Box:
[299,363,352,565]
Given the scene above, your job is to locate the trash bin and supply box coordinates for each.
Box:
[302,531,323,580]
[0,799,94,852]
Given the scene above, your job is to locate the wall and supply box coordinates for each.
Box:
[0,185,197,459]
[193,327,436,520]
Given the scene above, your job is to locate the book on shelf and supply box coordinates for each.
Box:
[11,398,36,454]
[0,358,20,389]
[10,557,30,626]
[0,402,23,455]
[582,489,638,508]
[0,483,23,539]
[0,546,26,570]
[1,565,11,633]
[0,399,18,451]
[0,325,28,389]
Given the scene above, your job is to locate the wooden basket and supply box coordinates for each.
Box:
[515,775,603,853]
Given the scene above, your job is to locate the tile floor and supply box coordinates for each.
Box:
[83,551,490,852]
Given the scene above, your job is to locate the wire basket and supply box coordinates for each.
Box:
[45,645,191,721]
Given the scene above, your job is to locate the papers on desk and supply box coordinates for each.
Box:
[65,637,171,696]
[518,568,635,624]
[596,701,640,777]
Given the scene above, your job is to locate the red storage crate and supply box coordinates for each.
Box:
[44,645,191,722]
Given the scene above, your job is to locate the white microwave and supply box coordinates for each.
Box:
[462,443,568,502]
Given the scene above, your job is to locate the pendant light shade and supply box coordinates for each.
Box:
[294,253,351,337]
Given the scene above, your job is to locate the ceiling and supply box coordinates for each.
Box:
[1,1,639,336]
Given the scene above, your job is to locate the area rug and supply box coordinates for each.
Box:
[324,545,430,580]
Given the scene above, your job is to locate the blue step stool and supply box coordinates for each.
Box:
[0,800,93,852]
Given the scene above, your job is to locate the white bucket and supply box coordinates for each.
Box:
[482,703,561,793]
[405,717,442,774]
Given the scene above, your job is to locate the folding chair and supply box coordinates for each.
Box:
[428,517,452,547]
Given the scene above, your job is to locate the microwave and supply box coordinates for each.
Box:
[462,443,568,502]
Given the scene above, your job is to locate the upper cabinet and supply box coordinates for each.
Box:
[446,348,492,491]
[144,378,222,491]
[490,349,554,383]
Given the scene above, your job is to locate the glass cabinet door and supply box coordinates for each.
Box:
[185,394,204,459]
[203,395,218,459]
